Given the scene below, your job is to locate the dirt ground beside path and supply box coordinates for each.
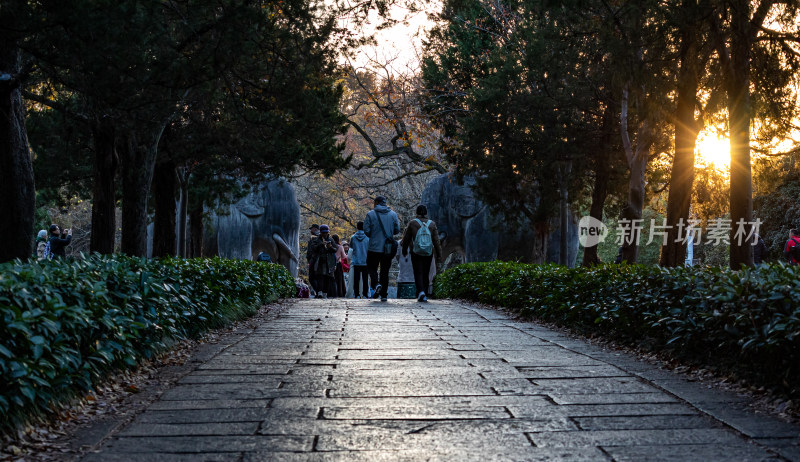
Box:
[1,302,291,462]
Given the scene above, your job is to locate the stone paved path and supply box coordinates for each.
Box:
[83,299,800,461]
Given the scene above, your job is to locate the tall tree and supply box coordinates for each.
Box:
[582,104,622,266]
[151,156,177,258]
[661,0,714,267]
[89,117,118,254]
[606,1,673,264]
[22,0,352,256]
[711,0,800,268]
[0,5,35,262]
[424,0,597,263]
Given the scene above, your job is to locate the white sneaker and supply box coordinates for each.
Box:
[417,291,426,302]
[372,285,382,299]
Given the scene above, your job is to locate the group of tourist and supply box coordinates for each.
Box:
[33,224,73,260]
[306,195,442,302]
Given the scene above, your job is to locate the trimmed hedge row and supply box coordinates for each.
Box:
[435,262,800,396]
[0,255,294,433]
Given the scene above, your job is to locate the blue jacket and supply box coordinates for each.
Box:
[364,204,400,253]
[349,230,369,266]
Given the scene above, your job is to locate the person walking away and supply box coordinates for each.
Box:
[34,230,48,260]
[331,234,346,298]
[395,239,415,298]
[342,241,355,298]
[364,196,400,302]
[308,225,339,298]
[784,229,800,265]
[401,204,442,302]
[349,221,370,299]
[753,234,768,266]
[47,224,73,259]
[397,237,437,297]
[306,224,321,296]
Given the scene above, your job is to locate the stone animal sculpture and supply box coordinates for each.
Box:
[204,179,300,276]
[420,173,578,267]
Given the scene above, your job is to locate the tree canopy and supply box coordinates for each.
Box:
[423,0,800,267]
[2,0,354,260]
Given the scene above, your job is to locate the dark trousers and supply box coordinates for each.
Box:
[318,275,335,295]
[353,265,369,297]
[308,263,320,294]
[367,251,393,298]
[334,263,345,298]
[410,252,433,296]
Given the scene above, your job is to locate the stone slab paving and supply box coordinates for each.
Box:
[82,299,800,461]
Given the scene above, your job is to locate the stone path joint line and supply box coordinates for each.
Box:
[82,299,800,461]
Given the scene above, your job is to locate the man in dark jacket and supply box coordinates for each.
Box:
[48,224,72,258]
[363,196,400,302]
[753,234,767,266]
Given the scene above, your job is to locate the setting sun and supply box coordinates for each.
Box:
[695,131,731,169]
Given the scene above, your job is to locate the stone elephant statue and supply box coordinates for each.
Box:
[420,174,578,267]
[203,179,300,276]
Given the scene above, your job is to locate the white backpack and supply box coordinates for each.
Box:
[413,219,434,256]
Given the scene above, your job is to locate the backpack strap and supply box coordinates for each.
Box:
[376,212,393,240]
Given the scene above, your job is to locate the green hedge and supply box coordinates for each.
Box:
[436,262,800,396]
[0,255,294,433]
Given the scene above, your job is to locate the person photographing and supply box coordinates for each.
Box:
[308,224,339,298]
[47,224,73,259]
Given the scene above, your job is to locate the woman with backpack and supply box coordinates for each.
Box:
[34,230,48,260]
[400,204,442,302]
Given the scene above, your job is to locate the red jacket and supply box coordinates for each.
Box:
[785,237,800,264]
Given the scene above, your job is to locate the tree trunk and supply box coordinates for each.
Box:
[582,106,613,267]
[559,191,569,266]
[620,155,647,264]
[661,7,701,267]
[189,203,203,258]
[531,221,549,264]
[176,167,189,257]
[728,0,754,269]
[0,40,35,263]
[558,163,571,266]
[151,158,176,258]
[89,119,118,254]
[619,86,651,264]
[120,127,164,257]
